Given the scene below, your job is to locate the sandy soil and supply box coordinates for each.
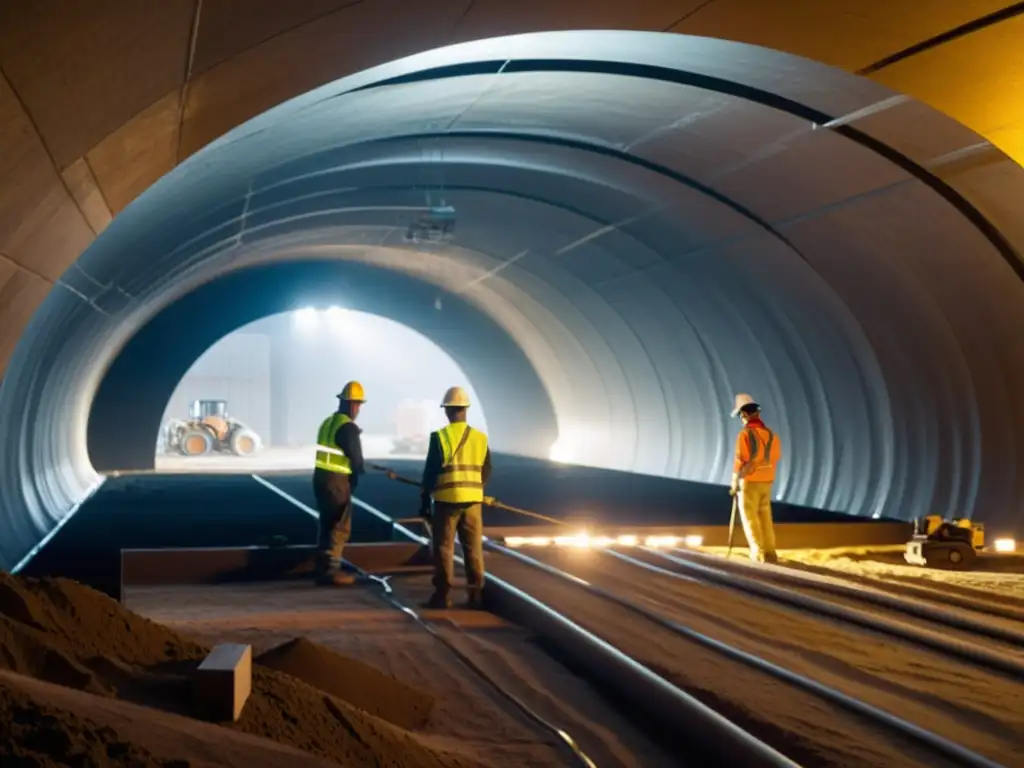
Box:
[715,545,1024,607]
[0,669,342,768]
[483,547,1024,768]
[0,571,499,767]
[127,577,676,768]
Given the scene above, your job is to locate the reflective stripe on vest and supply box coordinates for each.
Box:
[433,423,488,504]
[745,426,776,475]
[315,413,353,474]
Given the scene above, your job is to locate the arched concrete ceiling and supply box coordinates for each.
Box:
[0,1,1022,377]
[1,27,1023,571]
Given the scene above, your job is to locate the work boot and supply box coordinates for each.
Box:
[465,588,484,611]
[423,592,451,610]
[764,551,779,565]
[316,571,356,587]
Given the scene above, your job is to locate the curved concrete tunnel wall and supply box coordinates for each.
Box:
[88,260,557,471]
[2,31,1024,571]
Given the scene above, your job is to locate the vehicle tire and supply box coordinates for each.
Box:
[180,428,214,457]
[947,543,976,571]
[230,428,261,456]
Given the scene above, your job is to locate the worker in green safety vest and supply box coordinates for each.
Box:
[419,386,492,610]
[312,380,366,586]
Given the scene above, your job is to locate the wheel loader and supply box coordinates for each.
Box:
[904,515,984,570]
[160,399,262,458]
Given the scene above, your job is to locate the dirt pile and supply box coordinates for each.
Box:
[0,669,345,768]
[0,572,205,696]
[0,676,176,768]
[256,637,435,730]
[0,572,484,767]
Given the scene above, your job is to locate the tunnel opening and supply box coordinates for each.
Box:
[1,30,1023,574]
[88,259,553,476]
[153,306,491,473]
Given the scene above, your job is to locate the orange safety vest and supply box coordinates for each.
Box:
[734,424,781,483]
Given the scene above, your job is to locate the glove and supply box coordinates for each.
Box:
[386,470,398,481]
[483,496,496,506]
[729,473,739,497]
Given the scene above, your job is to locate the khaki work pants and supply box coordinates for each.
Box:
[313,469,352,574]
[739,480,777,562]
[431,501,485,598]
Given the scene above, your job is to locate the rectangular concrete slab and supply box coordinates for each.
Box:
[194,642,252,722]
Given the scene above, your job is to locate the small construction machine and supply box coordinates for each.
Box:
[904,515,984,570]
[391,400,431,456]
[160,399,262,458]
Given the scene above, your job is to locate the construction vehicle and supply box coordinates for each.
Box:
[159,399,262,458]
[904,515,984,570]
[391,399,431,455]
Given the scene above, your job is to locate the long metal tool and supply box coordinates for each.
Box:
[726,493,739,559]
[372,464,565,526]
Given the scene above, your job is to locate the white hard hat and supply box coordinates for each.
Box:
[441,386,471,408]
[730,393,759,418]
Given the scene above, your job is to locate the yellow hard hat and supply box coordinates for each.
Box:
[441,386,471,408]
[730,392,759,417]
[338,381,366,402]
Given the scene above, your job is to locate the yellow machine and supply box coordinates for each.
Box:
[160,399,262,458]
[904,515,984,570]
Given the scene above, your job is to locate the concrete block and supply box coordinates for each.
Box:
[193,643,252,722]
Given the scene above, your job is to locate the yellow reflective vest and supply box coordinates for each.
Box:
[315,413,353,474]
[432,423,488,503]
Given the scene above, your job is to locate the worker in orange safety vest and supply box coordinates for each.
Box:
[730,393,783,564]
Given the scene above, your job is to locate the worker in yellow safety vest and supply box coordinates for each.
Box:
[312,381,366,586]
[730,393,783,564]
[420,386,492,610]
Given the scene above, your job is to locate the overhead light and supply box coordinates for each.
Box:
[684,534,704,547]
[993,538,1016,553]
[549,437,573,463]
[293,307,318,330]
[324,306,346,327]
[616,535,638,547]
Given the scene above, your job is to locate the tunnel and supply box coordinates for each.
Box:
[1,19,1023,572]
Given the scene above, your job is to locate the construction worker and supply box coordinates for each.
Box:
[730,393,782,564]
[312,381,366,586]
[420,386,492,610]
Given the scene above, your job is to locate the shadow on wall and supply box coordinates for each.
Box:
[89,260,556,473]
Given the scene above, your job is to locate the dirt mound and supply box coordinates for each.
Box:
[235,667,474,767]
[0,572,206,666]
[0,675,174,767]
[0,670,341,768]
[256,637,435,730]
[0,616,109,696]
[0,573,484,767]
